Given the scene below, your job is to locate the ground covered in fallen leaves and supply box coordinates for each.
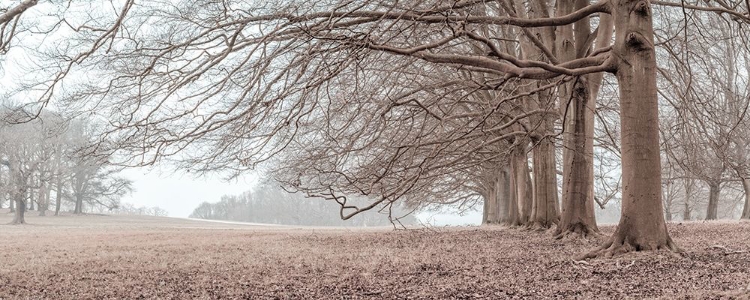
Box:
[1,211,749,299]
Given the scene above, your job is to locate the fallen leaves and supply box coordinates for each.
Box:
[0,215,749,299]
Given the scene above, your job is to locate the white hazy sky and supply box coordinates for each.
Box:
[118,166,482,225]
[118,167,259,218]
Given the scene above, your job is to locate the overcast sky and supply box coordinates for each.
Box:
[118,167,258,218]
[118,167,482,225]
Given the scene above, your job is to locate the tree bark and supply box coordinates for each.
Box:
[555,0,598,239]
[498,166,518,225]
[74,194,84,214]
[28,188,34,211]
[587,0,678,257]
[705,182,720,220]
[38,181,47,216]
[741,178,750,219]
[530,137,559,229]
[484,176,499,224]
[10,189,26,225]
[512,147,532,226]
[482,191,489,224]
[556,78,599,238]
[54,176,63,216]
[683,178,693,220]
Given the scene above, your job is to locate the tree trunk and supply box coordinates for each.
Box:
[28,188,34,211]
[482,191,489,224]
[587,0,678,257]
[74,194,84,214]
[530,137,559,229]
[705,182,720,220]
[498,166,517,225]
[556,78,598,238]
[38,181,47,216]
[484,177,498,224]
[10,190,26,225]
[741,178,750,219]
[54,176,63,216]
[683,178,693,221]
[512,147,532,225]
[663,179,673,221]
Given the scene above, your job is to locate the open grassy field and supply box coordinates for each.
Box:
[1,210,749,299]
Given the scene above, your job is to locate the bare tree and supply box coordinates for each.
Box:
[8,0,747,255]
[658,7,750,220]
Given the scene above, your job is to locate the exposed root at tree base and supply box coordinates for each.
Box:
[526,222,556,232]
[579,235,682,260]
[554,224,601,241]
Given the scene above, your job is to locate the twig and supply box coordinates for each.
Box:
[709,245,748,255]
[616,260,636,269]
[571,260,591,269]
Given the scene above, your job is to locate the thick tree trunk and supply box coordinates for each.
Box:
[741,179,750,219]
[587,0,678,257]
[705,183,720,220]
[498,166,518,225]
[530,137,559,229]
[484,177,499,224]
[512,148,532,226]
[74,194,84,214]
[557,79,599,238]
[484,167,515,225]
[555,0,597,239]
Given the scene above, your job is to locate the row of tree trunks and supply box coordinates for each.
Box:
[512,146,533,225]
[481,139,560,229]
[483,165,513,225]
[530,137,559,229]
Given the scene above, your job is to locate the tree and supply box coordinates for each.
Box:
[65,121,133,214]
[10,0,749,254]
[0,109,47,224]
[658,7,750,220]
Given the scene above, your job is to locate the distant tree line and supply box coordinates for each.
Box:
[0,108,133,223]
[189,182,416,227]
[108,203,169,217]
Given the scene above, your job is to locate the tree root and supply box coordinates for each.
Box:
[579,235,682,260]
[554,223,601,241]
[526,221,556,232]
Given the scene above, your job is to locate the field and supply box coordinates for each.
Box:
[1,210,750,299]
